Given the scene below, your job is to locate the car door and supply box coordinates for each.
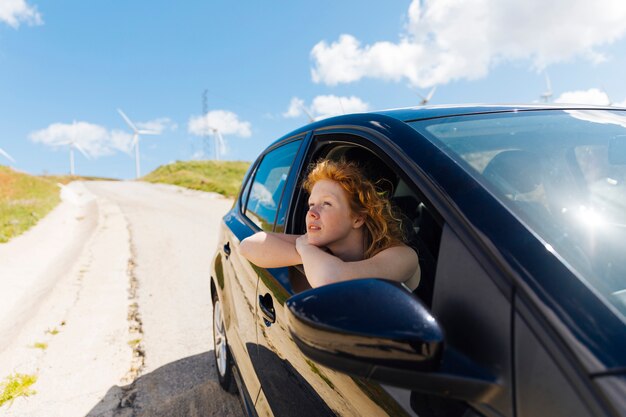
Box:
[255,127,520,417]
[219,137,304,407]
[253,132,421,417]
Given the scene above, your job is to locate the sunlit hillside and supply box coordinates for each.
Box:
[0,166,61,243]
[142,160,250,198]
[0,167,114,243]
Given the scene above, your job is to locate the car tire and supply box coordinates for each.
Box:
[213,296,236,393]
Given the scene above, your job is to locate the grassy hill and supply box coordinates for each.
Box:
[142,160,250,198]
[0,166,113,243]
[0,166,62,243]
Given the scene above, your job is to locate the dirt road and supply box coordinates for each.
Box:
[0,181,244,417]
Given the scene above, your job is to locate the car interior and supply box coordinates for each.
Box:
[288,139,443,307]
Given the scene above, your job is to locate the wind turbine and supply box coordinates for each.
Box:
[540,72,553,103]
[337,97,346,114]
[62,141,89,176]
[300,104,316,123]
[0,147,16,164]
[208,127,226,160]
[58,121,89,176]
[117,109,159,178]
[416,86,437,105]
[601,86,613,106]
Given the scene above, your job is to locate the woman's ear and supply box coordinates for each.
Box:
[352,214,366,229]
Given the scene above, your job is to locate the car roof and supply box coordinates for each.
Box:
[275,104,624,139]
[374,103,623,122]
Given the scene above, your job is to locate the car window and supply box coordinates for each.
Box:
[290,139,444,305]
[245,140,301,231]
[239,162,258,211]
[410,110,626,320]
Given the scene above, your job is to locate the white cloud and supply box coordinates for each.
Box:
[283,97,305,118]
[311,0,626,88]
[554,88,611,105]
[136,117,177,134]
[0,0,42,28]
[191,149,206,160]
[29,122,134,157]
[310,95,369,120]
[108,130,135,154]
[188,110,251,137]
[283,95,369,121]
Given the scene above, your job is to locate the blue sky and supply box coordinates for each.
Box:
[2,0,626,179]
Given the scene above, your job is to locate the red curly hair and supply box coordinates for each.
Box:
[302,159,405,258]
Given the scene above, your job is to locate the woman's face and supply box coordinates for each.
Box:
[306,179,363,247]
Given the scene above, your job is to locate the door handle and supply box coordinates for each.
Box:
[259,293,276,326]
[223,242,231,257]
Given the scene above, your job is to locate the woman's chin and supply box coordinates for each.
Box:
[307,236,326,247]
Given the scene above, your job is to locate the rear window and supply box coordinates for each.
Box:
[410,110,626,319]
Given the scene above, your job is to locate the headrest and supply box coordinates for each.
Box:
[483,150,543,194]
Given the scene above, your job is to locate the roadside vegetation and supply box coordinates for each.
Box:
[142,160,250,198]
[0,165,112,243]
[32,342,48,350]
[0,373,37,407]
[0,166,61,243]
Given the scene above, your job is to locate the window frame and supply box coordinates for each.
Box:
[240,137,305,232]
[284,128,444,235]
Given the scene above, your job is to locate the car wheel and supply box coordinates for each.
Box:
[213,296,235,393]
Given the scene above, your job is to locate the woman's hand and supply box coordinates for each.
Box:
[295,233,314,254]
[295,234,342,286]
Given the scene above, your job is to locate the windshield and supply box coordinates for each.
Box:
[410,109,626,319]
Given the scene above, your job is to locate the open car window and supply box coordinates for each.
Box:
[289,138,443,305]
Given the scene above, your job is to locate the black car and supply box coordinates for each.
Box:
[210,105,626,417]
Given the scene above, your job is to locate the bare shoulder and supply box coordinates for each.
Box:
[358,243,419,283]
[373,244,418,261]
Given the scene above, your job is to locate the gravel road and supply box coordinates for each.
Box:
[0,181,244,417]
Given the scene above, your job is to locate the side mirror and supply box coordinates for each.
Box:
[286,279,443,375]
[286,279,501,403]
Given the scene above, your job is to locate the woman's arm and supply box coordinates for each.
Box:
[239,231,303,268]
[295,234,420,288]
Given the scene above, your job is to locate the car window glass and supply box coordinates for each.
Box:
[239,164,257,211]
[410,110,626,319]
[245,140,301,231]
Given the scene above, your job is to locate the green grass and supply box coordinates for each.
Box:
[142,160,250,198]
[32,342,48,350]
[0,166,61,243]
[45,328,59,335]
[0,373,37,407]
[127,338,141,347]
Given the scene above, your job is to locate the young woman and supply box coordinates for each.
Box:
[239,159,421,290]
